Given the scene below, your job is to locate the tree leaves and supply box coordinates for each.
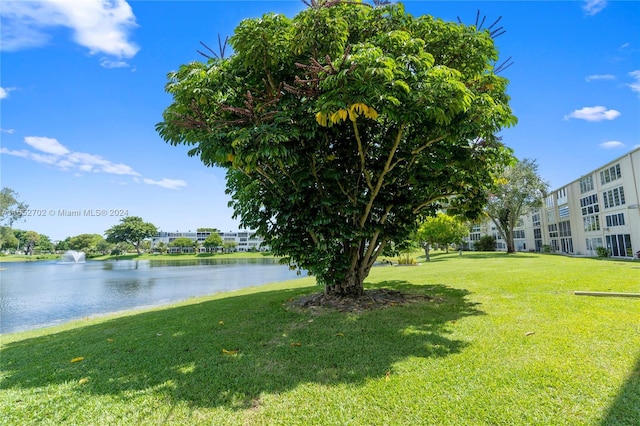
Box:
[316,103,378,127]
[157,2,516,294]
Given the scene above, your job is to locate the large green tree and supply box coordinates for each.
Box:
[0,226,19,251]
[415,212,469,261]
[203,232,224,252]
[0,187,28,226]
[22,230,40,256]
[157,1,516,296]
[105,216,158,255]
[169,237,197,253]
[485,158,548,253]
[66,233,104,255]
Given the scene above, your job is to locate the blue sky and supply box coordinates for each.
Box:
[1,0,639,241]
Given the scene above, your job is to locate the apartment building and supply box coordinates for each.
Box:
[466,147,640,258]
[151,230,267,252]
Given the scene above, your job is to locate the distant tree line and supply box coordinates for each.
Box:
[1,157,546,259]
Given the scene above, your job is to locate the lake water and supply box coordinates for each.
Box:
[0,258,305,334]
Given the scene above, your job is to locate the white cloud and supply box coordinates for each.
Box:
[628,70,640,95]
[599,141,625,149]
[0,86,16,99]
[585,74,615,82]
[66,151,139,176]
[99,58,130,69]
[0,128,16,134]
[102,162,140,176]
[583,0,607,16]
[564,106,620,122]
[0,147,30,158]
[143,178,188,190]
[2,135,185,188]
[24,136,70,155]
[0,0,139,59]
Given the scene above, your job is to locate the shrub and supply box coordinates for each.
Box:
[397,255,417,265]
[474,235,496,251]
[595,246,609,258]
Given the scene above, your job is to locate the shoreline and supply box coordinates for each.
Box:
[0,251,276,264]
[0,275,316,342]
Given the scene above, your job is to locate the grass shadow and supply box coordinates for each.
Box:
[0,281,483,410]
[601,354,640,425]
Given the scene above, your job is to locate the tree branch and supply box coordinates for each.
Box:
[352,120,374,192]
[359,124,405,228]
[411,134,447,156]
[412,192,455,214]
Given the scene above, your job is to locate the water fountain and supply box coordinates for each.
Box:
[60,250,86,263]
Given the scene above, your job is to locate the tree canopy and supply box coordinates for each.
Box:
[197,227,220,233]
[0,226,19,251]
[485,158,548,253]
[169,237,198,252]
[203,233,224,250]
[62,233,104,255]
[104,216,157,255]
[157,1,516,296]
[0,187,28,226]
[415,212,469,260]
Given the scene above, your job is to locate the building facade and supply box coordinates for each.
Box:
[151,230,267,253]
[466,147,640,258]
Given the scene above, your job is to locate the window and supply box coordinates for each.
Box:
[548,224,558,238]
[583,215,600,232]
[469,232,481,241]
[545,195,554,208]
[579,175,594,193]
[558,221,571,237]
[532,213,541,227]
[586,237,604,253]
[580,194,599,216]
[513,230,525,239]
[605,213,625,227]
[533,228,542,239]
[606,234,633,257]
[558,205,570,218]
[561,237,574,253]
[603,186,626,209]
[556,188,568,205]
[600,163,622,185]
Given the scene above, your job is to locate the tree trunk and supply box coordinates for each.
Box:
[424,246,430,262]
[325,258,370,297]
[322,238,387,297]
[506,228,515,254]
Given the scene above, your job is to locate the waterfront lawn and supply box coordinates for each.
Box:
[0,253,60,262]
[1,253,639,425]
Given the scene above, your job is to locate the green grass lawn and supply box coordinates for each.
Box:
[1,253,639,425]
